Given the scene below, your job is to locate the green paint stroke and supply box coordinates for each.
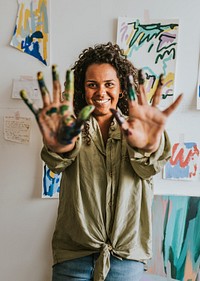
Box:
[59,105,69,115]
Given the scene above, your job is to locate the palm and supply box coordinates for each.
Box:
[112,76,182,153]
[20,66,94,153]
[125,103,167,152]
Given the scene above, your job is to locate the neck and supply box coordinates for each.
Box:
[93,114,113,145]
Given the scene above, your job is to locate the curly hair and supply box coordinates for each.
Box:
[71,42,139,144]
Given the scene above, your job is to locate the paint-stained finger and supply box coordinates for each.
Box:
[138,69,148,105]
[110,108,126,126]
[62,69,74,103]
[20,90,39,119]
[52,65,61,103]
[58,105,95,144]
[162,94,183,116]
[76,105,95,125]
[127,75,137,102]
[110,108,131,136]
[151,74,164,107]
[37,71,51,107]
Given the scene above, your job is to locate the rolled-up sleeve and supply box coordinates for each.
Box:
[41,136,82,174]
[127,131,171,179]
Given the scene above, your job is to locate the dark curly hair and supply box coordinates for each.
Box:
[71,42,138,144]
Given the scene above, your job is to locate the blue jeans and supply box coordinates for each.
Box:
[52,254,144,281]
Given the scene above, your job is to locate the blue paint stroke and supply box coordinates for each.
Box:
[21,31,47,65]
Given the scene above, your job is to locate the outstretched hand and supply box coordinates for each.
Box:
[111,71,183,153]
[20,65,94,153]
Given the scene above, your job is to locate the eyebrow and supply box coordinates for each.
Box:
[85,79,115,82]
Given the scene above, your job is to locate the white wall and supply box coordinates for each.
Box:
[0,0,199,280]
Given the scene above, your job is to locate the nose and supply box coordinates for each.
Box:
[98,85,106,96]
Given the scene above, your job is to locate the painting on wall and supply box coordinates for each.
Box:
[147,195,200,281]
[10,0,50,66]
[117,17,179,108]
[163,142,200,180]
[42,163,61,198]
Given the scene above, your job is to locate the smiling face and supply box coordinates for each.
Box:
[84,63,121,119]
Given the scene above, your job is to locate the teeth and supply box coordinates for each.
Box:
[95,99,109,104]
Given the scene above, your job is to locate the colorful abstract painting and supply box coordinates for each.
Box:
[42,164,61,198]
[10,0,50,66]
[148,195,200,281]
[163,142,200,180]
[117,17,179,107]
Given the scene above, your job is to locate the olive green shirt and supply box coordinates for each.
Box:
[41,115,171,281]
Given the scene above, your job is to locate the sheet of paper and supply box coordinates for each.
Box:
[163,142,200,180]
[12,78,40,99]
[10,0,50,66]
[42,163,61,198]
[4,116,31,144]
[117,17,179,108]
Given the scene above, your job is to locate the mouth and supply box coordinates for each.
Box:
[94,99,111,105]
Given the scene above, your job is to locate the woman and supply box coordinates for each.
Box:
[21,42,182,281]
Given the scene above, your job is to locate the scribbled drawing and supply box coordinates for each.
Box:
[10,0,49,66]
[163,142,200,180]
[117,17,179,107]
[148,195,200,281]
[42,164,61,198]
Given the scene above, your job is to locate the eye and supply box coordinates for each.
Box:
[86,82,97,89]
[105,82,114,88]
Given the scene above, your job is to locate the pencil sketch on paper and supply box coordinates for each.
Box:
[10,0,50,66]
[4,116,31,144]
[163,142,200,180]
[42,164,61,198]
[117,17,179,108]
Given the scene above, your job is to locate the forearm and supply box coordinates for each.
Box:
[41,136,82,173]
[43,137,76,154]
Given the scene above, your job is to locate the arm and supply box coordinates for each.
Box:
[40,135,82,174]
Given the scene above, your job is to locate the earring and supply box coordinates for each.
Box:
[119,92,124,99]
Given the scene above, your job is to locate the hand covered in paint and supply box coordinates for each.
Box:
[20,65,94,153]
[111,71,183,153]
